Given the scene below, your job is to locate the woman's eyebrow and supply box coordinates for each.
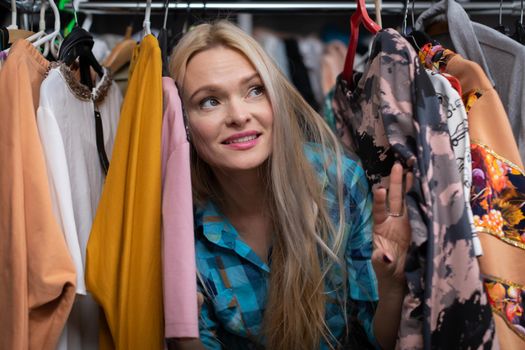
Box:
[189,72,261,101]
[189,85,220,101]
[241,73,261,85]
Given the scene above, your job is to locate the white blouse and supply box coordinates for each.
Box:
[37,63,122,349]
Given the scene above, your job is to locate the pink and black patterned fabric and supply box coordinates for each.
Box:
[331,28,495,349]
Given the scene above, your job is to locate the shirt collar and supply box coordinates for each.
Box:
[195,201,271,273]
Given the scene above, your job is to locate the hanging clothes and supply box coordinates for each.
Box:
[321,40,347,96]
[161,76,199,339]
[85,34,164,349]
[253,29,291,80]
[38,64,122,294]
[424,69,482,256]
[158,29,170,77]
[0,39,77,350]
[444,53,523,170]
[331,28,495,349]
[298,36,324,108]
[430,49,525,349]
[415,0,525,166]
[471,143,525,347]
[37,63,122,349]
[284,38,320,111]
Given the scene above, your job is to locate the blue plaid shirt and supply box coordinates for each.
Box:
[195,147,379,349]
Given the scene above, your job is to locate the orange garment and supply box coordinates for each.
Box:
[0,40,76,349]
[86,34,164,349]
[445,53,525,349]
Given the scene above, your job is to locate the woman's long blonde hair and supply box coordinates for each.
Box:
[170,20,347,350]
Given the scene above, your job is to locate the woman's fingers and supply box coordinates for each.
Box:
[387,162,404,216]
[372,186,388,225]
[405,171,413,195]
[373,162,413,224]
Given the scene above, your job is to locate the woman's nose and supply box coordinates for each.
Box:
[225,99,251,126]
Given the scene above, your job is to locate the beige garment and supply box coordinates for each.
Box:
[321,40,346,95]
[446,54,524,349]
[0,39,76,350]
[446,54,523,170]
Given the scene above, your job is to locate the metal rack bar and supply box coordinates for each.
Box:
[4,1,525,15]
[68,1,525,15]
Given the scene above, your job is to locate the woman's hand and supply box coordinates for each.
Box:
[370,162,413,349]
[371,162,413,289]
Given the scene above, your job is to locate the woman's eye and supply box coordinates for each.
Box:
[248,85,265,98]
[199,97,219,109]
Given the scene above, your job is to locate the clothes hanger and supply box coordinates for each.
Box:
[158,0,172,76]
[401,0,413,37]
[102,0,138,73]
[32,0,61,51]
[182,0,192,34]
[37,0,51,56]
[402,0,435,52]
[58,25,104,90]
[103,25,136,73]
[143,0,152,36]
[512,0,525,44]
[58,10,109,174]
[2,0,52,55]
[6,0,37,44]
[341,0,381,83]
[374,0,382,28]
[19,0,47,44]
[494,0,510,36]
[163,0,170,30]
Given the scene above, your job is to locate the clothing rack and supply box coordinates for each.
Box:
[66,1,525,16]
[3,1,524,15]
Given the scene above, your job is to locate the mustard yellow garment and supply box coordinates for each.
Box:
[86,34,164,350]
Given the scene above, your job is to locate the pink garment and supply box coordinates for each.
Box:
[161,76,198,338]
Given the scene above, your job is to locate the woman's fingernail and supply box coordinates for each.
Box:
[383,255,392,263]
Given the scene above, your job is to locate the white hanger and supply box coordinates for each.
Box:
[32,0,61,50]
[143,0,152,36]
[39,1,51,56]
[374,0,383,28]
[23,1,48,43]
[2,0,47,54]
[7,0,17,29]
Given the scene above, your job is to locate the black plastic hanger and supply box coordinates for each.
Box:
[158,0,171,76]
[401,1,437,52]
[494,0,511,36]
[0,26,9,50]
[58,26,104,90]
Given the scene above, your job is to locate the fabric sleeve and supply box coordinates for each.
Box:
[162,77,198,338]
[36,105,86,295]
[343,161,379,347]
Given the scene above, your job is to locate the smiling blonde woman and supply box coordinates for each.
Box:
[169,20,411,350]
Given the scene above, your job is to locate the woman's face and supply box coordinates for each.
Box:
[182,46,273,173]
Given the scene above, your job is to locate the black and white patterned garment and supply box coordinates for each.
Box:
[424,69,483,258]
